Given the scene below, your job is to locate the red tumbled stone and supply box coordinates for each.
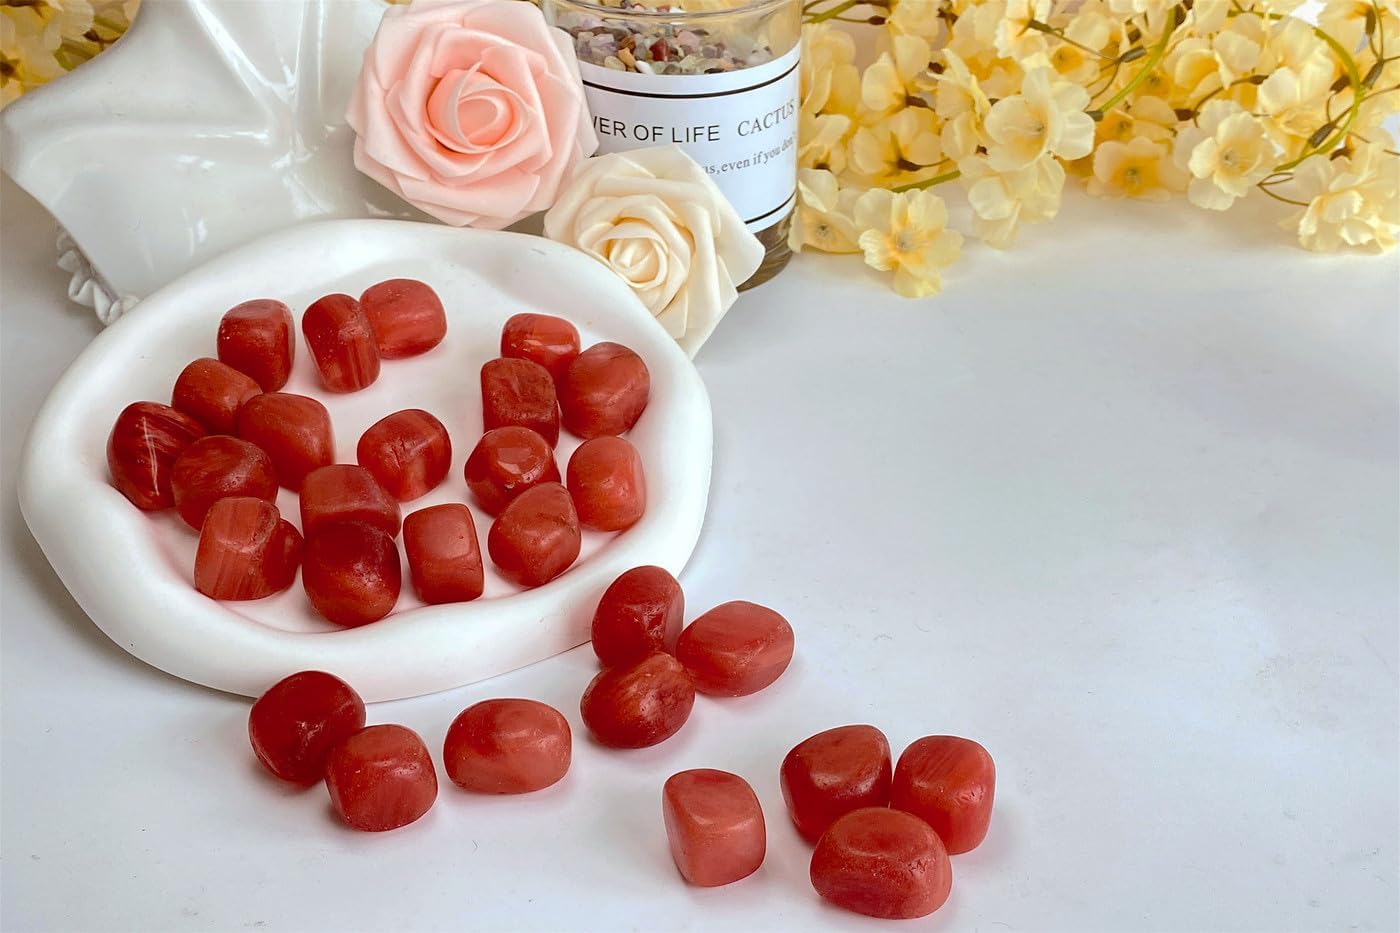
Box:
[325,724,437,832]
[500,312,580,383]
[171,357,261,434]
[558,342,650,438]
[171,435,278,529]
[359,278,447,359]
[217,299,295,391]
[302,521,401,627]
[591,565,683,666]
[580,652,695,749]
[300,464,401,539]
[302,293,381,393]
[676,601,794,697]
[481,357,560,447]
[663,769,766,887]
[356,409,452,502]
[487,483,581,587]
[464,426,560,516]
[443,698,571,794]
[194,497,303,600]
[781,725,892,844]
[810,808,953,920]
[567,435,646,531]
[402,504,483,604]
[891,735,996,855]
[249,671,366,785]
[107,401,206,510]
[236,392,335,491]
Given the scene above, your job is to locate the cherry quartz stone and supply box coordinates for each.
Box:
[891,735,995,855]
[302,521,401,627]
[780,725,892,844]
[443,698,571,794]
[248,671,366,785]
[359,278,447,359]
[107,401,206,510]
[218,299,295,391]
[194,497,303,600]
[567,435,646,532]
[481,357,560,447]
[580,652,696,749]
[487,483,581,587]
[500,312,580,383]
[663,769,766,887]
[171,357,261,434]
[356,409,452,502]
[464,426,560,516]
[325,724,437,832]
[403,504,484,604]
[171,435,278,529]
[591,565,683,666]
[302,293,381,393]
[810,808,953,920]
[676,601,795,697]
[300,464,401,539]
[236,393,335,491]
[559,342,650,438]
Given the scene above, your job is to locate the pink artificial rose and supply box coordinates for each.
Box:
[347,0,598,228]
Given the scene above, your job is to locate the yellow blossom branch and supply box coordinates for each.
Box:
[1273,28,1364,172]
[1091,9,1180,116]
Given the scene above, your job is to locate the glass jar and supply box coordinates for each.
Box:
[542,0,801,289]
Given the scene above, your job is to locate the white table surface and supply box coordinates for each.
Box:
[2,175,1397,932]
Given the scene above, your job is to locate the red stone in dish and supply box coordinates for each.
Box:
[402,504,484,604]
[781,725,892,844]
[217,298,295,391]
[356,409,452,502]
[464,426,560,516]
[590,565,684,666]
[299,464,401,539]
[890,735,995,855]
[194,497,303,600]
[170,357,261,435]
[359,278,447,359]
[500,312,580,383]
[579,652,695,749]
[107,401,206,510]
[810,808,953,919]
[558,342,650,438]
[325,724,437,832]
[302,293,381,393]
[663,769,766,887]
[567,435,646,531]
[676,601,794,697]
[481,357,560,447]
[442,698,572,794]
[487,482,581,587]
[171,435,278,529]
[248,671,366,785]
[235,392,335,491]
[301,521,401,627]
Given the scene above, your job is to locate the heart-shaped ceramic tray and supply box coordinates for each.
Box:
[19,220,712,702]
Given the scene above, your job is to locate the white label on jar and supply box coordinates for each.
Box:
[577,44,800,231]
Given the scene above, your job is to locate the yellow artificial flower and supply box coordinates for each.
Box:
[1089,135,1189,200]
[962,153,1066,247]
[1261,16,1332,75]
[1174,100,1276,210]
[995,0,1051,64]
[1048,7,1112,86]
[1257,58,1334,146]
[1319,0,1400,52]
[935,48,990,163]
[800,23,861,118]
[861,34,935,118]
[1283,144,1400,252]
[1212,12,1266,86]
[1107,0,1175,25]
[849,108,943,184]
[1,5,64,109]
[799,111,854,175]
[1097,95,1177,146]
[789,168,862,254]
[947,2,1026,97]
[854,187,963,297]
[887,0,945,44]
[983,66,1095,172]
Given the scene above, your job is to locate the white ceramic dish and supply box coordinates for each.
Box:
[18,219,712,702]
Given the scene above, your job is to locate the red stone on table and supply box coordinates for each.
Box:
[249,671,366,785]
[500,312,580,383]
[591,565,683,666]
[676,601,794,697]
[300,464,401,539]
[558,342,650,438]
[302,521,401,627]
[464,426,560,516]
[217,298,295,391]
[403,504,483,604]
[359,278,447,359]
[170,357,262,434]
[356,408,452,502]
[325,724,437,832]
[579,652,695,749]
[107,401,206,510]
[236,392,335,491]
[810,807,953,919]
[194,497,303,600]
[302,293,381,393]
[890,735,995,855]
[781,725,892,844]
[567,435,646,531]
[443,698,571,794]
[487,482,581,587]
[171,435,278,529]
[663,769,766,887]
[481,357,560,447]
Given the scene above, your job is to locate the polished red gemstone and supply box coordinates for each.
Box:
[359,278,447,359]
[217,298,295,391]
[194,497,303,600]
[591,565,683,666]
[325,724,437,832]
[558,342,650,438]
[248,671,366,785]
[464,426,560,516]
[567,435,646,531]
[302,293,381,392]
[663,769,766,887]
[170,357,261,434]
[579,652,695,749]
[443,698,572,794]
[299,464,401,539]
[676,601,794,697]
[486,482,581,587]
[781,725,892,844]
[891,736,995,855]
[171,435,278,529]
[481,357,560,447]
[500,312,580,383]
[356,409,452,502]
[235,392,335,490]
[810,808,953,919]
[302,521,401,626]
[107,401,206,510]
[402,504,483,604]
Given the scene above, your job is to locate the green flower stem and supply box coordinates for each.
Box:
[805,0,861,23]
[892,169,962,192]
[1273,28,1365,172]
[1094,14,1178,114]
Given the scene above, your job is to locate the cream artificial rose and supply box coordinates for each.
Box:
[543,145,764,358]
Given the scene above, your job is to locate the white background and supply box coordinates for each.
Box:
[2,175,1397,931]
